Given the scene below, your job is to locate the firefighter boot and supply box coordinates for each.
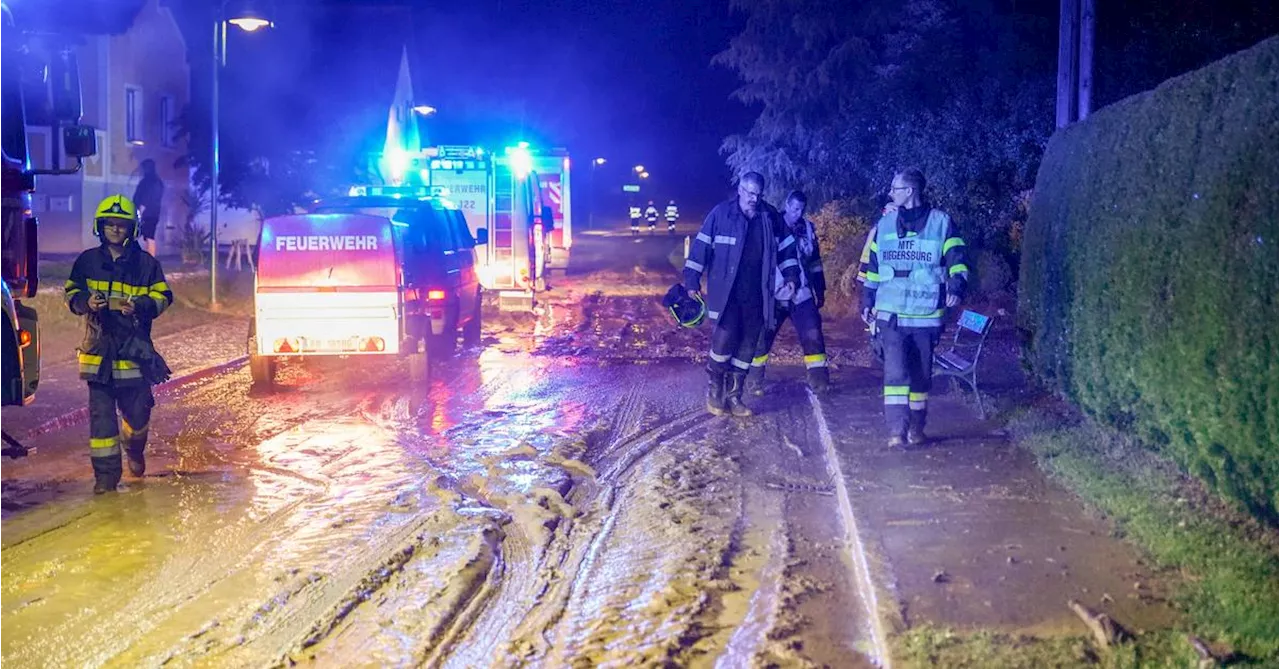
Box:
[806,367,831,395]
[125,443,146,477]
[907,410,928,446]
[92,454,123,494]
[745,365,766,396]
[705,367,727,416]
[725,372,754,417]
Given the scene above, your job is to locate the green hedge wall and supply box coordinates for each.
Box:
[1019,37,1278,523]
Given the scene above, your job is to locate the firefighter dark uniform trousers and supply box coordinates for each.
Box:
[684,199,801,416]
[862,206,968,439]
[66,236,173,492]
[749,216,829,392]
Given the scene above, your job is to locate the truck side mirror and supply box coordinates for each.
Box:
[62,125,96,158]
[474,228,489,245]
[541,205,554,231]
[48,49,83,124]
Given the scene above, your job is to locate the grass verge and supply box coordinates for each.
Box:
[1012,403,1277,660]
[893,625,1213,668]
[894,398,1277,668]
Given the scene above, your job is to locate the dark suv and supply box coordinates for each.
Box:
[311,192,487,374]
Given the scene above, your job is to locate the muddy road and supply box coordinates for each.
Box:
[2,225,878,668]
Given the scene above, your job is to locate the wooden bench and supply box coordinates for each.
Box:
[932,309,995,418]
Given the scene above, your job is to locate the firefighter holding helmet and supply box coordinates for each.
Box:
[64,195,174,494]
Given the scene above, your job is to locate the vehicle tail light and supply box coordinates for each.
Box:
[18,330,32,347]
[427,289,446,300]
[362,336,385,352]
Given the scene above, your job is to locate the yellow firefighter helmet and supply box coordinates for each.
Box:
[93,195,139,239]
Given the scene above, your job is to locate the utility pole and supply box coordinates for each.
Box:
[1056,0,1094,127]
[1078,0,1095,121]
[1055,0,1079,128]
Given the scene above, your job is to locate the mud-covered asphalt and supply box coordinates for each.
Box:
[2,225,877,668]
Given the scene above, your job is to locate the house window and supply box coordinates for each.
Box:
[160,95,175,147]
[125,86,143,144]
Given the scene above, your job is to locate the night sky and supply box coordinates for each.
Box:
[17,0,1274,216]
[185,0,754,214]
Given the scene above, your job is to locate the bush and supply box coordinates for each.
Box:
[971,249,1014,298]
[808,200,872,301]
[1019,37,1278,523]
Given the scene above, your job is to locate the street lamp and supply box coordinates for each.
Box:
[639,171,650,179]
[633,164,644,174]
[210,1,272,308]
[589,157,606,229]
[412,105,437,116]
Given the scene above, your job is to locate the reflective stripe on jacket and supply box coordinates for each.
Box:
[862,208,968,329]
[773,217,826,305]
[65,242,172,384]
[681,199,801,330]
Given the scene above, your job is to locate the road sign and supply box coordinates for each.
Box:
[622,184,640,193]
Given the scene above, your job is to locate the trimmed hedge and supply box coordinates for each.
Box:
[1019,37,1278,523]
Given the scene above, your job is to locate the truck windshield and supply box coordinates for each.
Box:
[1,28,27,164]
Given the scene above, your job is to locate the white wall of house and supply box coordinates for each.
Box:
[29,0,191,257]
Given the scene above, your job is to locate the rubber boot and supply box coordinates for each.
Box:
[908,410,928,445]
[92,454,123,494]
[126,442,146,477]
[745,365,766,397]
[806,367,831,395]
[705,367,727,416]
[725,372,754,417]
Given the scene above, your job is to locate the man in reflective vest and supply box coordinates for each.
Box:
[644,200,660,233]
[65,195,174,493]
[629,204,642,234]
[665,200,679,233]
[684,172,801,417]
[861,169,968,447]
[747,189,829,394]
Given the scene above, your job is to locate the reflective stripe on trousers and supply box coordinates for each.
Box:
[879,325,936,437]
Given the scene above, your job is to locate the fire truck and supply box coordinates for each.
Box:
[529,149,572,276]
[416,143,569,307]
[1,2,97,457]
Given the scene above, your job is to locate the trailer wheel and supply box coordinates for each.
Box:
[249,354,276,387]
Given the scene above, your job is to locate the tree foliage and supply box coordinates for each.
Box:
[716,0,1055,259]
[173,97,372,218]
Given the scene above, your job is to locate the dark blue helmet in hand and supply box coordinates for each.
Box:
[662,283,707,328]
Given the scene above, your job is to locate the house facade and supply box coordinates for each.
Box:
[28,0,190,256]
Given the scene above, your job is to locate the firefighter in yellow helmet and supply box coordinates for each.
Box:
[64,195,174,494]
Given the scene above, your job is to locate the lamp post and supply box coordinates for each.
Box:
[589,157,605,230]
[210,2,272,308]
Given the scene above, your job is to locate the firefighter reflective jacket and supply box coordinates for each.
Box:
[682,199,801,330]
[645,205,659,221]
[861,207,968,329]
[665,204,679,220]
[772,217,826,305]
[629,206,642,219]
[65,242,173,385]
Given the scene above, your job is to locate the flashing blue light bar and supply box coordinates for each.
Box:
[437,145,482,160]
[347,185,432,198]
